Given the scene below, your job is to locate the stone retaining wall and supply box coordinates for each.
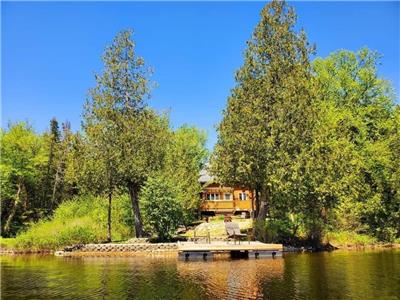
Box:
[76,243,178,253]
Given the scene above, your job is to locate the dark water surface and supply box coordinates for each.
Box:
[1,250,399,299]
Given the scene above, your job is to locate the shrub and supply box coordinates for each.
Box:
[255,218,295,244]
[140,176,183,241]
[13,194,133,250]
[324,231,377,246]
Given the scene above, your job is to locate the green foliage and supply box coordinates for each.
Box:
[254,218,297,244]
[13,194,133,250]
[311,49,399,242]
[324,231,378,247]
[164,125,208,225]
[140,176,183,241]
[0,238,17,249]
[211,0,315,224]
[83,29,171,237]
[2,4,398,246]
[1,120,81,237]
[1,122,48,236]
[212,0,399,243]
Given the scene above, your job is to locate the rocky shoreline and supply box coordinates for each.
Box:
[2,240,399,256]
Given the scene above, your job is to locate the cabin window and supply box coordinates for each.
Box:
[224,193,232,200]
[207,193,220,200]
[239,192,247,201]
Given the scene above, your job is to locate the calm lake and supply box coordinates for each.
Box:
[1,250,399,299]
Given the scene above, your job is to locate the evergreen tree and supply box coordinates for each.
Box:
[212,0,315,222]
[83,30,170,238]
[42,117,60,209]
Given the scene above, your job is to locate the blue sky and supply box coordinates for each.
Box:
[2,1,399,149]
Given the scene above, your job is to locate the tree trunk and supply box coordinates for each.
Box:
[128,182,144,238]
[42,141,55,209]
[256,186,269,221]
[106,191,112,243]
[3,182,22,235]
[254,188,260,219]
[51,169,60,209]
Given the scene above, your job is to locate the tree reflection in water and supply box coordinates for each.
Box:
[1,250,399,300]
[177,257,284,299]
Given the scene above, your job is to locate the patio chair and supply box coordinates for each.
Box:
[224,221,249,244]
[193,226,211,244]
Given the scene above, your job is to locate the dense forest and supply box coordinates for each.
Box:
[1,0,399,248]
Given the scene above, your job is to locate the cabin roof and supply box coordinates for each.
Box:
[198,169,215,184]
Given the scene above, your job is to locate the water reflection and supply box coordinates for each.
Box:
[177,258,284,299]
[1,250,399,300]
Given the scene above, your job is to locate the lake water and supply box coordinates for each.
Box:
[1,250,399,299]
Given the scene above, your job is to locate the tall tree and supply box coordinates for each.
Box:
[211,0,315,221]
[42,118,61,209]
[83,30,170,238]
[164,125,208,225]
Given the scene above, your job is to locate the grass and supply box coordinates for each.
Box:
[10,194,134,250]
[324,231,378,247]
[0,237,17,249]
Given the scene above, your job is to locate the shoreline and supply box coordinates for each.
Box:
[1,242,399,257]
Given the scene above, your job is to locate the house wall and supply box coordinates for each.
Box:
[200,184,254,215]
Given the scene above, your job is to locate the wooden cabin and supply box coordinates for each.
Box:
[199,169,254,218]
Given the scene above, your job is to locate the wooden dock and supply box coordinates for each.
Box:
[178,241,283,260]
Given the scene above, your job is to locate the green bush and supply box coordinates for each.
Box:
[140,175,183,241]
[254,218,295,244]
[324,231,377,246]
[13,194,133,250]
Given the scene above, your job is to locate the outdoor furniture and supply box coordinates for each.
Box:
[193,226,211,244]
[225,221,249,244]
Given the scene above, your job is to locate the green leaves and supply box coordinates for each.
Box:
[1,122,47,235]
[82,30,172,237]
[163,125,208,225]
[213,0,399,242]
[212,0,315,220]
[311,48,399,241]
[140,175,183,241]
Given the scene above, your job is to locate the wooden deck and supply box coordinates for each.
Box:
[178,241,282,252]
[178,241,283,260]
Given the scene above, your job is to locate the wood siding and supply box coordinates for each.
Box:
[200,183,254,214]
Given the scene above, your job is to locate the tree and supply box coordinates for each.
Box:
[0,122,47,236]
[164,125,208,225]
[40,118,77,212]
[83,29,170,238]
[76,134,118,242]
[312,49,399,241]
[140,176,183,241]
[42,118,61,209]
[211,0,315,222]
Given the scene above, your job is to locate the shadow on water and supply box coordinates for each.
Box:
[1,250,399,299]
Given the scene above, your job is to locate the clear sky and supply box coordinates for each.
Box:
[2,1,399,149]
